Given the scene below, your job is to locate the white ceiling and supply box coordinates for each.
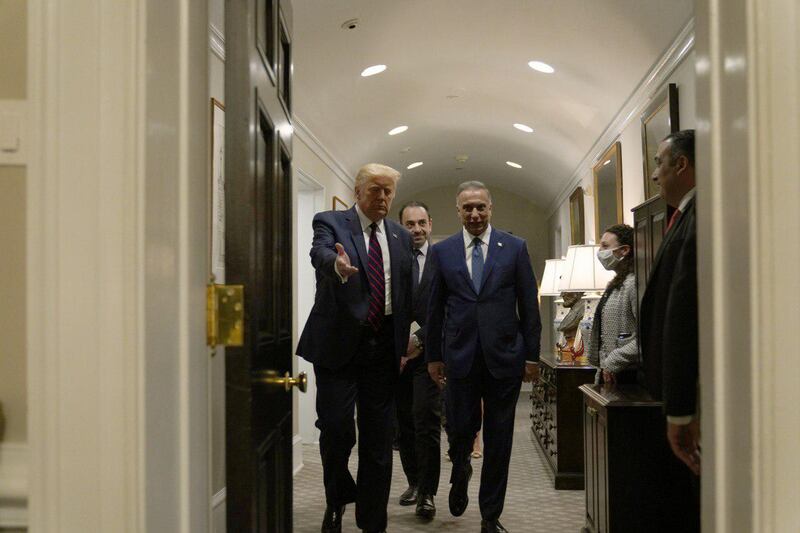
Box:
[292,0,693,207]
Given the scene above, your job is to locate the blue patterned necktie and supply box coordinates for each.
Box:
[471,237,484,292]
[366,222,385,331]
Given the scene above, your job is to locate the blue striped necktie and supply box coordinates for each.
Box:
[366,222,385,331]
[471,237,484,292]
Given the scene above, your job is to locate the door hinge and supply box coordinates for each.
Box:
[207,284,244,348]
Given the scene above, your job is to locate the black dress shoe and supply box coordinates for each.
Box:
[449,463,472,516]
[415,493,436,519]
[321,504,345,533]
[399,484,418,506]
[480,519,509,533]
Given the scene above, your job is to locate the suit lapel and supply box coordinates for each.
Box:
[346,207,369,271]
[478,230,503,293]
[452,235,475,293]
[386,219,403,307]
[650,198,694,277]
[415,249,434,299]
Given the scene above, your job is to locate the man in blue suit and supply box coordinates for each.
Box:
[426,181,541,533]
[297,163,414,533]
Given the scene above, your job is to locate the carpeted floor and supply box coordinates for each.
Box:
[293,396,585,532]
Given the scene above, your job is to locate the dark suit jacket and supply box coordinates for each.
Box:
[296,206,414,370]
[639,196,698,417]
[425,228,541,379]
[405,246,434,372]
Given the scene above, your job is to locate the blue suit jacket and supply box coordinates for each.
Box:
[296,206,413,370]
[425,228,541,379]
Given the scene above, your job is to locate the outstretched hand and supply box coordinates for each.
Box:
[334,243,359,280]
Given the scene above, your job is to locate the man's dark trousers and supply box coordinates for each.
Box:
[396,357,442,495]
[314,318,396,532]
[445,350,521,521]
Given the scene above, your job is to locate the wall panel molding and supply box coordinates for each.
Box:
[0,100,28,166]
[547,18,695,218]
[0,443,28,527]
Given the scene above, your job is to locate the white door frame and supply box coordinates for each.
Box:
[26,1,210,531]
[696,0,800,530]
[293,168,325,449]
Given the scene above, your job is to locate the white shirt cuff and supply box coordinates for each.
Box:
[525,360,538,364]
[667,414,695,425]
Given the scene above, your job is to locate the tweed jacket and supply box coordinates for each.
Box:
[587,273,640,382]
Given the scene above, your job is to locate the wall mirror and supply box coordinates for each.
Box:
[641,83,679,200]
[592,141,623,241]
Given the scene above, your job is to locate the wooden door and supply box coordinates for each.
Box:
[225,0,295,531]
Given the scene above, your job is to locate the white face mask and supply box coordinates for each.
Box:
[597,247,624,270]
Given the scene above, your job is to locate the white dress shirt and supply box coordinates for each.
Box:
[667,187,696,425]
[462,225,491,277]
[355,204,392,315]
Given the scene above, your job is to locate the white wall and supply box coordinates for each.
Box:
[549,50,696,251]
[0,1,28,528]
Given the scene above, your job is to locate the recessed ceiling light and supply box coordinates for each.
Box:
[513,123,534,133]
[388,125,408,136]
[361,64,387,77]
[506,161,522,169]
[407,162,423,169]
[528,60,555,74]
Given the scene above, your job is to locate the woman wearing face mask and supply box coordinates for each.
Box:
[587,224,640,385]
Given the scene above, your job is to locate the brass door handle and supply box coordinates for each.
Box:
[253,370,308,393]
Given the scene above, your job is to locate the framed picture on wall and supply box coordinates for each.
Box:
[593,141,624,241]
[569,186,585,245]
[332,195,349,211]
[641,83,679,200]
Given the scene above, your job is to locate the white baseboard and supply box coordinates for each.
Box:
[293,434,303,476]
[0,443,28,528]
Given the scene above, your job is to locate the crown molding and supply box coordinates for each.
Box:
[209,23,225,62]
[293,115,354,188]
[546,17,695,218]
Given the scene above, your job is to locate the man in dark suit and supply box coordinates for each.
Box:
[426,181,541,533]
[639,129,700,531]
[395,200,442,520]
[296,163,414,533]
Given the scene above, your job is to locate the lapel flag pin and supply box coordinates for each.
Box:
[497,242,503,247]
[392,233,398,239]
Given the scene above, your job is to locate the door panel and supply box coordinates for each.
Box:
[226,0,294,531]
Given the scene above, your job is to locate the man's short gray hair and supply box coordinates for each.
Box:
[456,180,492,202]
[355,163,401,189]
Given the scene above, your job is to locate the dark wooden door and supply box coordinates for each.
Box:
[225,0,294,531]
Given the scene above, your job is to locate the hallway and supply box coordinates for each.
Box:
[293,394,584,532]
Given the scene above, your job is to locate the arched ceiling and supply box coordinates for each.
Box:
[292,0,693,207]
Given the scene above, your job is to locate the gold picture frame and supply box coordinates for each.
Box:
[332,195,349,211]
[569,187,585,245]
[592,141,624,241]
[641,83,679,200]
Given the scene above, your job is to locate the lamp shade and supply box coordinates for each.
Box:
[539,259,565,296]
[558,244,615,292]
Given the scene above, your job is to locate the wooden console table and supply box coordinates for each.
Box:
[530,352,595,489]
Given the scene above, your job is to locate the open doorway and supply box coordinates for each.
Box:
[294,169,325,446]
